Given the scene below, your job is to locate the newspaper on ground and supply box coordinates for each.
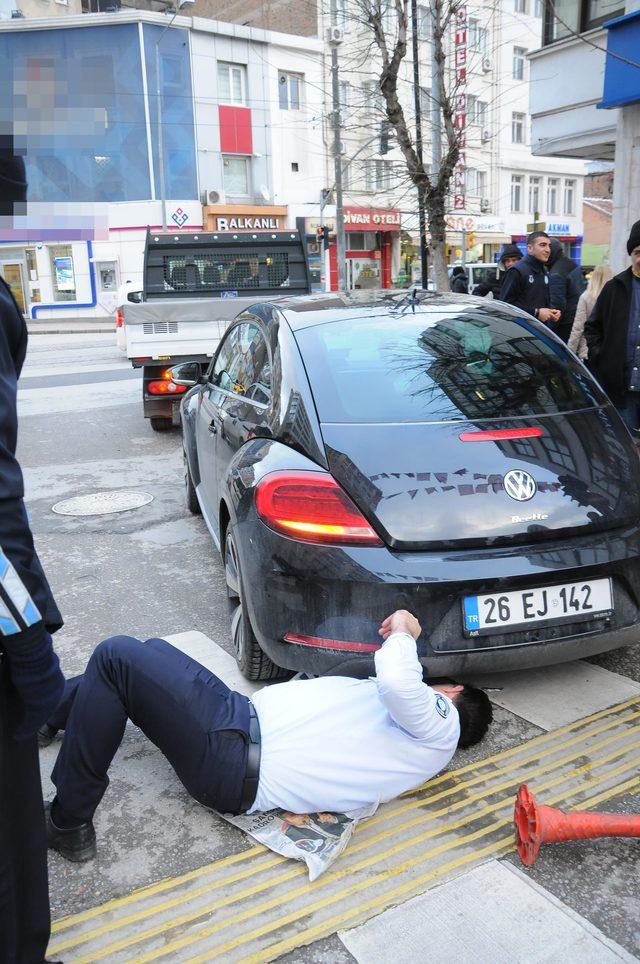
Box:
[222,804,378,881]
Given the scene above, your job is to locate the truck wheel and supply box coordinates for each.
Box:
[225,531,289,681]
[184,447,201,515]
[150,417,172,432]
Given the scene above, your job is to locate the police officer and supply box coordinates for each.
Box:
[0,146,65,963]
[498,231,562,327]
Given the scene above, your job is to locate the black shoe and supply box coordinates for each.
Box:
[45,801,96,862]
[38,724,59,748]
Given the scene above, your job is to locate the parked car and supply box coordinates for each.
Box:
[175,290,640,681]
[426,262,498,292]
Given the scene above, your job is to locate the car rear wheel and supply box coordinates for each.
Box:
[225,530,288,681]
[150,416,172,432]
[183,446,201,515]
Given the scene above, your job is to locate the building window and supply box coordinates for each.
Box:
[364,159,392,191]
[467,95,488,127]
[362,81,384,116]
[547,177,559,214]
[336,0,347,26]
[515,0,527,11]
[512,46,526,80]
[49,245,76,302]
[535,0,543,14]
[511,174,524,212]
[467,168,488,198]
[511,112,525,143]
[563,178,576,214]
[417,4,430,38]
[468,18,489,53]
[544,0,623,44]
[223,156,250,196]
[217,62,246,105]
[278,72,302,110]
[529,176,541,213]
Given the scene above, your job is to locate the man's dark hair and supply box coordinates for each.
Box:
[527,230,549,246]
[454,684,493,748]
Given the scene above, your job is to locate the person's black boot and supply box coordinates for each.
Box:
[45,801,96,862]
[37,723,59,748]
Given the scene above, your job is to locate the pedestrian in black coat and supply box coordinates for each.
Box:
[450,266,469,294]
[548,238,586,343]
[585,220,640,429]
[499,231,561,328]
[0,147,65,964]
[473,244,522,298]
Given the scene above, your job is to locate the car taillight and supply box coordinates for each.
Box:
[115,308,124,329]
[255,471,383,546]
[459,427,544,442]
[147,380,186,395]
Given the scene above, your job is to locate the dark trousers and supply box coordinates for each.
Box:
[0,665,51,964]
[617,393,640,433]
[51,636,251,824]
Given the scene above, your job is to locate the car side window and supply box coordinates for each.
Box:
[211,322,271,404]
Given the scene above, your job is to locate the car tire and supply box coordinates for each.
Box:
[184,446,201,515]
[150,417,172,432]
[225,530,289,681]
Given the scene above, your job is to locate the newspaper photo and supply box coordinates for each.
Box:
[223,804,377,881]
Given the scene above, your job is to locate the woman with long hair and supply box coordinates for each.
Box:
[568,265,613,359]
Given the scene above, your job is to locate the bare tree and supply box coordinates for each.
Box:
[350,0,464,290]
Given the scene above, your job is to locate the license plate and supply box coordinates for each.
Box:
[462,578,613,636]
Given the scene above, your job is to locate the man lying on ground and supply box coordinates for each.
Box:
[41,610,493,861]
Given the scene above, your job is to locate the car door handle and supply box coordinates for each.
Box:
[208,419,217,435]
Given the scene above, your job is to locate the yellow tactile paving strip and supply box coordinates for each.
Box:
[49,696,640,962]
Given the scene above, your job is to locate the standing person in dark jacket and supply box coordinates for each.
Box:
[499,231,561,327]
[473,244,522,298]
[548,238,586,343]
[450,265,469,294]
[585,220,640,430]
[0,147,65,963]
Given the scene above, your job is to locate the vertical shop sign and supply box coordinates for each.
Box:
[453,5,467,211]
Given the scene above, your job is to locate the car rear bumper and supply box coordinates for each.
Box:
[236,517,640,677]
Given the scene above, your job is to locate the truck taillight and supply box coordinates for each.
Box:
[147,380,186,395]
[116,308,124,329]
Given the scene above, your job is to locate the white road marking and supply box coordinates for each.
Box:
[472,660,640,731]
[164,630,260,698]
[17,379,140,417]
[339,860,636,964]
[21,361,131,379]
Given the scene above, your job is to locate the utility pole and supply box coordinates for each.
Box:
[430,0,442,181]
[328,0,347,291]
[410,0,429,289]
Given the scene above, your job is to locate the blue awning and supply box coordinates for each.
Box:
[598,8,640,109]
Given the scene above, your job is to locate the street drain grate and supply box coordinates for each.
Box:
[51,490,154,517]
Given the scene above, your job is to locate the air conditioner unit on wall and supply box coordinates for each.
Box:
[326,25,344,44]
[480,198,490,213]
[200,189,224,205]
[481,56,493,73]
[481,129,491,144]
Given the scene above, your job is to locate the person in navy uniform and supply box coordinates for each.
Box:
[499,230,562,329]
[0,144,65,963]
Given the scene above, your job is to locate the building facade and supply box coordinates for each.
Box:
[0,11,325,317]
[529,0,640,273]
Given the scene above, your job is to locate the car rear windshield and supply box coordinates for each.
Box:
[295,306,603,423]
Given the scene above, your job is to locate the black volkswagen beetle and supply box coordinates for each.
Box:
[174,291,640,681]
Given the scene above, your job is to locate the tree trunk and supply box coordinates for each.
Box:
[426,197,450,291]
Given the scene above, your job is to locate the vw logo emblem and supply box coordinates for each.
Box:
[503,470,537,502]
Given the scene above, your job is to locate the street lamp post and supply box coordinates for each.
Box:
[155,0,195,232]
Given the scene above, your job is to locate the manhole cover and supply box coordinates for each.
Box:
[52,491,154,517]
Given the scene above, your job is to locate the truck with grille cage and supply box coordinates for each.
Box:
[122,229,311,430]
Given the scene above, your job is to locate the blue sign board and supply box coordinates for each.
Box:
[599,8,640,110]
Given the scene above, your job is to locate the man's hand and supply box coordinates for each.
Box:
[379,610,422,641]
[538,308,561,323]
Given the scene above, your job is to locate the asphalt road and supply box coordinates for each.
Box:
[18,330,640,961]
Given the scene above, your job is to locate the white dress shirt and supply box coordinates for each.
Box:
[248,632,460,815]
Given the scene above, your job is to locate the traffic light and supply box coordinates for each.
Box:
[316,225,333,245]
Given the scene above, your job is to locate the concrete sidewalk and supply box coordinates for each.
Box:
[27,316,114,335]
